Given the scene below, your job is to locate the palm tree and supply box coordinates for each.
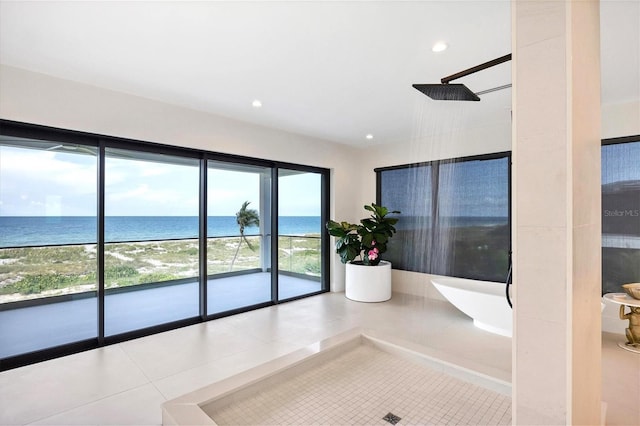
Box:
[229,201,260,271]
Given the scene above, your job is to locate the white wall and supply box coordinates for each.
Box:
[602,100,640,139]
[0,64,363,292]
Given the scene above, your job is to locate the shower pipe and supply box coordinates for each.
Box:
[440,54,511,84]
[413,53,512,101]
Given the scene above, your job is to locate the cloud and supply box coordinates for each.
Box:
[105,182,199,216]
[1,147,97,215]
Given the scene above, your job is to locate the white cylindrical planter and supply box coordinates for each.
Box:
[345,260,392,302]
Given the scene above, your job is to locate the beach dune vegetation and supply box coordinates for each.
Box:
[0,233,321,302]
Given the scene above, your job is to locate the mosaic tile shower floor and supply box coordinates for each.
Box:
[206,344,511,425]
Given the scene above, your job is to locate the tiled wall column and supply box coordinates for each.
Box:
[512,1,602,424]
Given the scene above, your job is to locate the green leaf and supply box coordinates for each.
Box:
[361,233,374,247]
[326,203,400,264]
[374,204,388,217]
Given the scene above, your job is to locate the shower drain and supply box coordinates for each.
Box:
[383,412,402,425]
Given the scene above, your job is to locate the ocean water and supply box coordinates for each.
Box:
[0,216,322,248]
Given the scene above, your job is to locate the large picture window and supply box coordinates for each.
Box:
[602,136,640,294]
[378,137,640,293]
[378,164,433,272]
[0,120,329,370]
[377,153,511,282]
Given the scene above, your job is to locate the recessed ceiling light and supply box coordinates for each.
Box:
[252,99,262,108]
[366,134,373,140]
[432,41,448,53]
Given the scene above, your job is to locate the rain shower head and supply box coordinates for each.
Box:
[412,83,480,101]
[414,54,511,101]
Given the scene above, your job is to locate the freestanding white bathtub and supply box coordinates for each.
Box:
[431,277,513,337]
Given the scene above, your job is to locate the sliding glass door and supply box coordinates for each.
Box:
[104,148,200,336]
[0,136,98,357]
[277,169,324,301]
[206,161,271,315]
[0,120,330,369]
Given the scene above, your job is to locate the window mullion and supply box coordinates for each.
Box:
[97,141,106,345]
[199,157,208,320]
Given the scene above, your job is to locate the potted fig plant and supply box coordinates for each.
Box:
[326,203,400,302]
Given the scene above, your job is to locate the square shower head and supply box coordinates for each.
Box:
[412,83,480,101]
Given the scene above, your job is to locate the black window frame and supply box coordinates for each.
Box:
[376,151,512,282]
[0,119,330,370]
[601,134,640,295]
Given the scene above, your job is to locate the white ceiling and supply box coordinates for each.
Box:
[0,1,638,147]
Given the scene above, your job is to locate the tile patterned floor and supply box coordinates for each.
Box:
[206,344,511,425]
[0,291,637,425]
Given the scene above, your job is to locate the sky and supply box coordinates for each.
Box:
[0,144,322,217]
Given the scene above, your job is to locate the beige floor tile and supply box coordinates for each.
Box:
[0,345,149,425]
[602,332,640,425]
[153,340,301,400]
[1,292,637,426]
[118,320,260,380]
[28,383,166,426]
